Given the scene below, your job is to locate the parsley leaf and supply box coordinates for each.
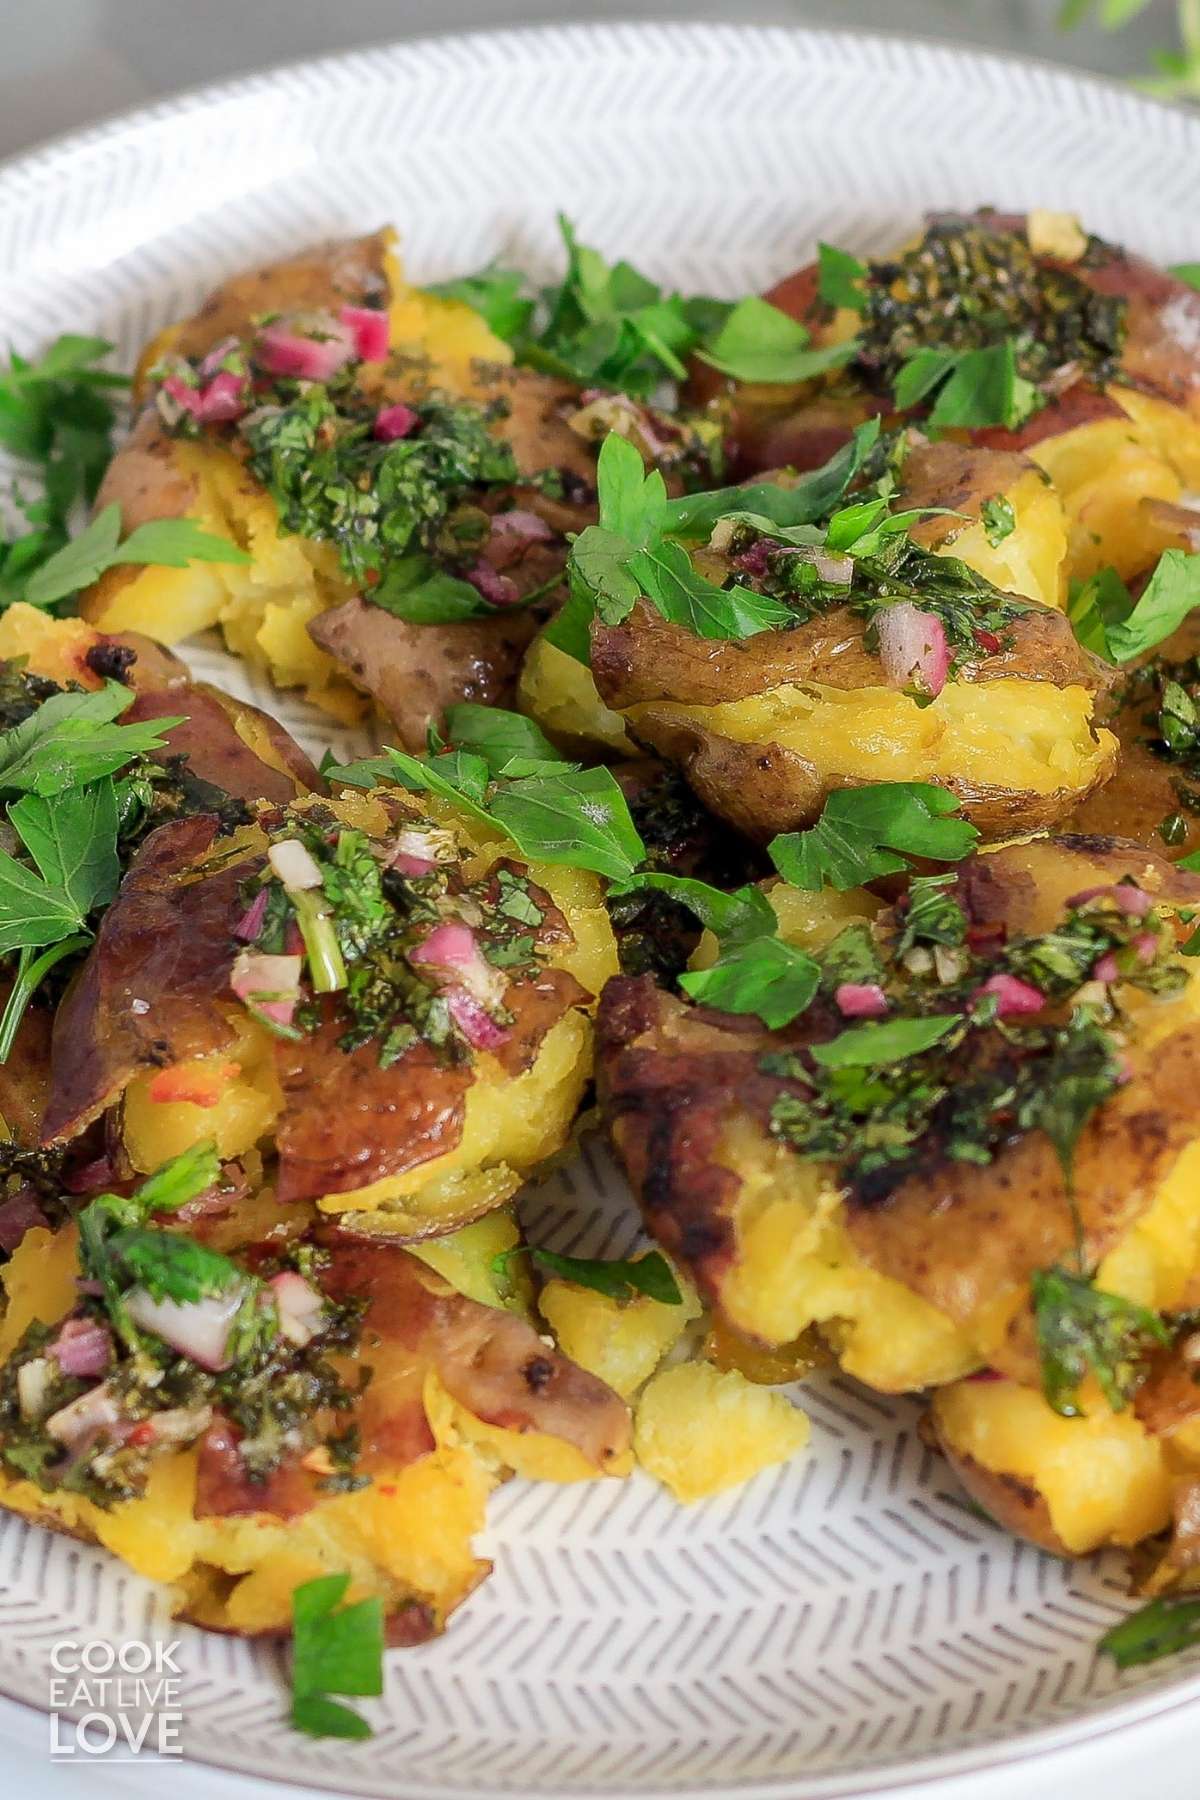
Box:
[1099,1597,1200,1669]
[425,266,534,342]
[1104,549,1200,663]
[441,703,563,776]
[0,682,180,796]
[810,1013,963,1069]
[817,242,869,313]
[1066,564,1133,657]
[1170,264,1200,291]
[661,417,880,540]
[1031,1265,1168,1418]
[498,1246,683,1304]
[894,340,1040,430]
[768,784,978,892]
[291,1572,384,1741]
[0,781,121,953]
[24,504,250,609]
[385,747,645,883]
[680,933,821,1027]
[103,1226,243,1306]
[695,295,857,385]
[565,432,792,651]
[609,869,818,1029]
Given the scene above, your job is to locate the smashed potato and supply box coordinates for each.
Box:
[0,1216,629,1637]
[43,787,617,1237]
[598,837,1200,1394]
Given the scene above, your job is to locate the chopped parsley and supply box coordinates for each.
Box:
[495,1245,683,1305]
[981,495,1016,547]
[769,784,978,892]
[1031,1265,1169,1418]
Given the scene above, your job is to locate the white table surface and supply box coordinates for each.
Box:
[0,3,1194,1796]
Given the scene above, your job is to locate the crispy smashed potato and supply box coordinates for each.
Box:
[598,837,1200,1395]
[0,1217,630,1637]
[590,595,1115,843]
[538,1260,702,1399]
[80,231,593,742]
[43,788,617,1237]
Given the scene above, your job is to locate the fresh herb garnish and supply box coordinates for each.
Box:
[768,783,978,891]
[495,1245,682,1305]
[0,683,183,1059]
[1099,1597,1200,1669]
[23,505,250,610]
[855,215,1125,394]
[981,495,1016,546]
[1031,1265,1169,1418]
[426,265,535,342]
[0,335,130,612]
[893,340,1040,431]
[694,295,857,385]
[810,1013,963,1068]
[290,1572,384,1741]
[439,703,562,776]
[817,242,869,313]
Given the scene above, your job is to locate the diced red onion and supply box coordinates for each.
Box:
[877,602,950,698]
[268,838,324,890]
[974,973,1046,1016]
[338,304,389,363]
[1115,1054,1134,1086]
[1066,883,1153,918]
[255,312,355,381]
[230,950,302,1027]
[374,402,419,442]
[465,560,519,607]
[387,827,446,879]
[835,982,889,1018]
[124,1284,250,1372]
[0,1186,48,1252]
[161,370,248,426]
[446,990,511,1050]
[411,921,506,1011]
[269,1271,325,1347]
[735,539,773,579]
[233,885,270,943]
[50,1317,113,1379]
[409,921,479,972]
[1092,952,1120,984]
[966,1367,1006,1384]
[782,546,854,585]
[1134,932,1159,964]
[46,1380,123,1447]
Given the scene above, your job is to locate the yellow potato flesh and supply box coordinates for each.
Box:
[631,678,1113,800]
[713,904,1200,1394]
[932,1378,1173,1554]
[518,631,634,753]
[940,467,1067,610]
[633,1361,810,1503]
[1025,387,1200,583]
[539,1263,702,1399]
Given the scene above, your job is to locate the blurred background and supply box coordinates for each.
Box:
[0,0,1193,163]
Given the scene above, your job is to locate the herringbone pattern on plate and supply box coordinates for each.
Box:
[1,24,1199,1796]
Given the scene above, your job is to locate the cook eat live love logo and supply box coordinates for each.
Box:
[48,1638,184,1759]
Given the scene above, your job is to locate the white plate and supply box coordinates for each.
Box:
[2,22,1200,1799]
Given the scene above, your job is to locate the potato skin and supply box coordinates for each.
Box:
[591,596,1116,842]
